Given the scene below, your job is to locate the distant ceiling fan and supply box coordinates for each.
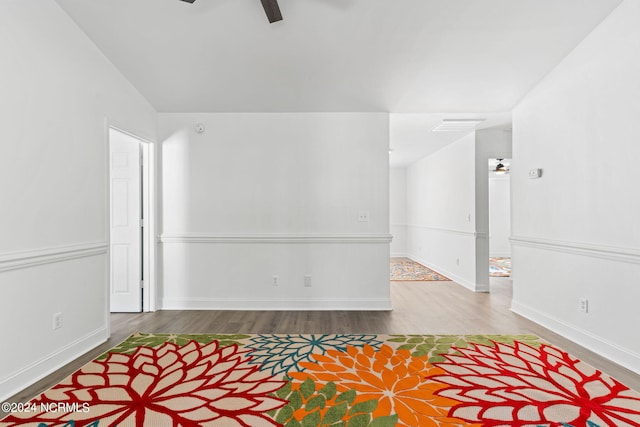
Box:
[179,0,283,23]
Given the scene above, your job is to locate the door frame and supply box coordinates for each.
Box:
[487,159,512,260]
[475,150,512,292]
[106,122,157,315]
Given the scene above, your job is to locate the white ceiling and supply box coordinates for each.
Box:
[389,112,512,166]
[54,0,621,165]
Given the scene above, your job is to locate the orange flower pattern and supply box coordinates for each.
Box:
[289,343,478,427]
[2,334,639,427]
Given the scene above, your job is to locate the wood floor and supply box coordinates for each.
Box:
[6,277,640,410]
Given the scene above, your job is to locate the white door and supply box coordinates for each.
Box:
[109,129,142,312]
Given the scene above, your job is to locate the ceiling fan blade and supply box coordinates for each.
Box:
[178,0,282,23]
[260,0,283,23]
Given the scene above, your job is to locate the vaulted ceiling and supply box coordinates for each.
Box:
[54,0,621,164]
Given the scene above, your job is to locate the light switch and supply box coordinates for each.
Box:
[528,168,542,179]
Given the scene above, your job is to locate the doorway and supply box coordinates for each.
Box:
[108,127,155,312]
[488,158,512,279]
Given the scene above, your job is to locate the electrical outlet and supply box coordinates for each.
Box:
[272,275,279,286]
[579,298,589,314]
[53,312,63,330]
[358,211,370,222]
[304,275,312,287]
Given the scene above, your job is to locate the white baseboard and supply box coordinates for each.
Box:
[0,327,108,402]
[390,252,407,258]
[407,254,481,292]
[511,301,640,374]
[161,298,393,311]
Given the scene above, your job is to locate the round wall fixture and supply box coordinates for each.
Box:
[195,123,205,134]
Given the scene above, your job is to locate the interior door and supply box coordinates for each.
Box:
[109,129,142,312]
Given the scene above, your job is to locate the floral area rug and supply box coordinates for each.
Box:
[390,257,450,281]
[3,332,640,427]
[489,257,511,277]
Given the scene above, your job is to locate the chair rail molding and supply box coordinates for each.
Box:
[406,224,483,238]
[0,241,108,273]
[510,235,640,264]
[159,233,393,244]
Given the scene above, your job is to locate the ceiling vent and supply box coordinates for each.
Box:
[432,119,485,132]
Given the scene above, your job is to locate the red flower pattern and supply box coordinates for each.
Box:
[4,335,640,427]
[428,341,640,427]
[2,340,287,426]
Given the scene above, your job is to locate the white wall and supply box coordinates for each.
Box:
[390,167,407,257]
[159,113,391,310]
[406,130,511,291]
[511,0,640,373]
[406,133,478,289]
[489,174,511,257]
[474,129,512,288]
[0,1,157,400]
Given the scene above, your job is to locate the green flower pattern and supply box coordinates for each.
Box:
[17,332,626,427]
[270,378,397,427]
[97,332,251,359]
[385,334,543,363]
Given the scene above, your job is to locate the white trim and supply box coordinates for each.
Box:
[390,253,408,258]
[406,254,487,292]
[106,122,156,148]
[0,327,108,401]
[141,141,156,312]
[406,225,477,237]
[0,242,108,273]
[490,251,512,258]
[511,301,640,374]
[161,297,393,311]
[160,233,393,244]
[510,235,640,264]
[104,119,112,336]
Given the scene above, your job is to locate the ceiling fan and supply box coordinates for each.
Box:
[179,0,283,23]
[494,159,510,174]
